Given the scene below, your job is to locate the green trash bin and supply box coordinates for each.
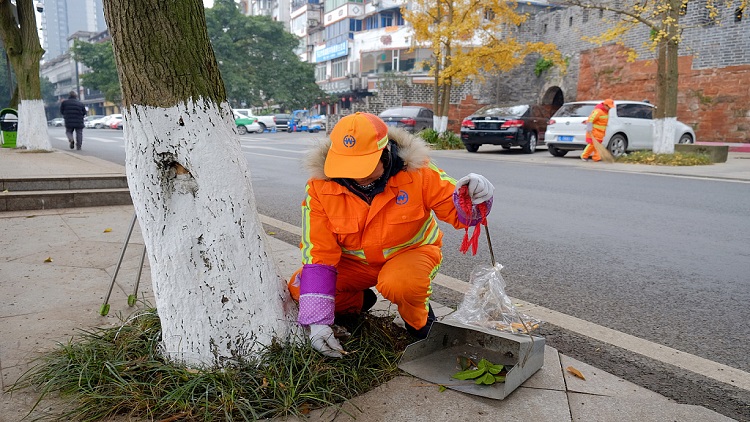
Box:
[0,108,18,148]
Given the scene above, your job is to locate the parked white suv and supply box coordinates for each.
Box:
[544,100,695,158]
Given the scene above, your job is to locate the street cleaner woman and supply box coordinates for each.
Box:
[288,112,495,357]
[581,98,614,162]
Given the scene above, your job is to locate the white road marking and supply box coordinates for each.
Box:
[55,136,118,143]
[258,213,750,391]
[244,151,300,161]
[240,144,306,154]
[85,136,119,143]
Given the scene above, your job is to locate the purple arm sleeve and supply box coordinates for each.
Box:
[298,263,337,326]
[452,194,493,226]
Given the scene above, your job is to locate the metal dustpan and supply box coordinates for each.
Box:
[399,224,545,400]
[398,318,545,400]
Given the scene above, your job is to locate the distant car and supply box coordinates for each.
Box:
[92,114,122,129]
[234,109,276,132]
[48,118,64,127]
[274,113,292,131]
[234,112,262,134]
[544,100,695,158]
[460,104,556,154]
[84,115,105,128]
[109,116,123,129]
[378,106,433,133]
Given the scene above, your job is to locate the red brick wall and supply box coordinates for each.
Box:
[578,45,750,143]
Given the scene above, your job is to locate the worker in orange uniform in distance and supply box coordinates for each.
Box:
[581,98,614,162]
[288,112,495,357]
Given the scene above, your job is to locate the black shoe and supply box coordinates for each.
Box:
[333,289,378,328]
[404,304,436,339]
[69,140,74,149]
[362,288,377,312]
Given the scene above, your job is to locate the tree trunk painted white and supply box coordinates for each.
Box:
[123,99,299,367]
[653,117,676,154]
[435,115,449,133]
[16,99,51,150]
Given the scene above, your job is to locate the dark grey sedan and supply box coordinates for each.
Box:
[378,106,434,133]
[460,104,556,154]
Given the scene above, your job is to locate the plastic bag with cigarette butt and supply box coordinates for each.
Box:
[446,263,542,334]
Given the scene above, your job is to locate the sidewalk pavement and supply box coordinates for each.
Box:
[1,147,747,421]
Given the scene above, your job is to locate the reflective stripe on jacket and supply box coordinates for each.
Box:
[300,161,463,269]
[587,104,610,142]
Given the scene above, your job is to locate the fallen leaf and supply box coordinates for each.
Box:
[185,368,199,374]
[438,385,447,392]
[44,257,53,263]
[103,228,112,233]
[261,377,269,388]
[567,366,586,380]
[300,403,311,414]
[267,231,276,235]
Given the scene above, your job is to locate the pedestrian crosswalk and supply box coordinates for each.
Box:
[84,136,119,143]
[54,136,119,144]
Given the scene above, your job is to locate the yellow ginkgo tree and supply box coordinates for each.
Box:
[564,0,747,153]
[402,0,562,133]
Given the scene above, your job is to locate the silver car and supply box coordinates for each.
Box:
[544,101,695,157]
[379,106,433,133]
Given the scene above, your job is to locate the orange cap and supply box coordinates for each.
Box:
[603,99,614,108]
[324,112,390,179]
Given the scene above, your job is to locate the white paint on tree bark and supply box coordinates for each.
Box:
[16,100,51,150]
[653,117,676,154]
[434,115,449,133]
[123,99,299,367]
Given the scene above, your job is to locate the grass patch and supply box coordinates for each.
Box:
[616,150,713,166]
[420,129,464,150]
[8,308,410,421]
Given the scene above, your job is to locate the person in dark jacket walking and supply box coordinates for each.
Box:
[60,91,87,150]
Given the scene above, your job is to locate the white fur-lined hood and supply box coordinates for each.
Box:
[303,127,433,180]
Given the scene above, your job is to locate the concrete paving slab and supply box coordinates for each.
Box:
[0,150,125,179]
[0,384,76,422]
[296,375,573,422]
[567,392,736,422]
[560,354,670,401]
[11,239,144,270]
[0,213,76,260]
[0,263,117,318]
[59,207,142,242]
[521,346,566,392]
[0,304,150,377]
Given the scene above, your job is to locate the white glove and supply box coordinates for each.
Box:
[456,173,494,204]
[309,324,344,358]
[586,122,593,133]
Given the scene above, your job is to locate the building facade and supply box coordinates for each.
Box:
[295,0,748,142]
[38,0,106,61]
[40,30,116,118]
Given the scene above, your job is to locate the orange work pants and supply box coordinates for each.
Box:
[581,138,602,161]
[288,245,442,330]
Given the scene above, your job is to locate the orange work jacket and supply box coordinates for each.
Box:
[300,162,465,268]
[587,104,610,142]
